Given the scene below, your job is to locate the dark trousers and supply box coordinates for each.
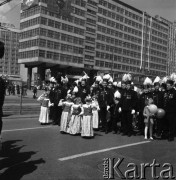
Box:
[121,110,133,134]
[155,117,164,136]
[0,106,3,135]
[165,113,176,139]
[112,115,120,132]
[52,105,62,125]
[137,111,145,133]
[99,107,108,131]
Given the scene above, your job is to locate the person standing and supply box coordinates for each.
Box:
[120,75,137,137]
[163,79,176,142]
[98,80,113,134]
[33,85,37,99]
[0,41,5,146]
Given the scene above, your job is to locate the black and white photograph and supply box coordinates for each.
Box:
[0,0,176,179]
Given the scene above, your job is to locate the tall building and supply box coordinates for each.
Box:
[19,0,169,87]
[0,23,20,76]
[160,17,176,75]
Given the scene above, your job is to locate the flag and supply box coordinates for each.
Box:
[21,0,39,11]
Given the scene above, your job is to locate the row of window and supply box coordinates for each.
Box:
[20,15,85,30]
[151,43,167,52]
[96,42,141,52]
[96,49,141,60]
[150,49,167,58]
[20,27,84,45]
[151,36,167,46]
[152,29,168,39]
[19,50,83,64]
[95,60,166,76]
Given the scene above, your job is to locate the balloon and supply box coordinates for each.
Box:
[156,108,165,119]
[148,104,158,114]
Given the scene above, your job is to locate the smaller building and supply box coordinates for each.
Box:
[0,23,21,77]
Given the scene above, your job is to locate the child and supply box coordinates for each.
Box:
[80,97,94,137]
[59,95,74,133]
[91,95,100,129]
[143,98,155,140]
[37,91,53,125]
[68,97,82,135]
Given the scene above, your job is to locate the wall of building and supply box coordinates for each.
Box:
[18,0,171,83]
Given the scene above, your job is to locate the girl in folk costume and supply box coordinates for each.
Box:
[37,91,54,125]
[59,95,74,133]
[91,95,100,129]
[68,97,82,135]
[80,97,94,137]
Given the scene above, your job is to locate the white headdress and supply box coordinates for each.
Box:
[143,77,152,85]
[114,90,121,99]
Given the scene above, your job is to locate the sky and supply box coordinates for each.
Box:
[0,0,176,29]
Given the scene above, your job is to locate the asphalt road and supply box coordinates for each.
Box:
[0,115,176,180]
[1,94,176,180]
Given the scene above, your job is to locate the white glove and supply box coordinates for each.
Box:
[137,112,139,115]
[118,107,122,113]
[131,110,135,114]
[107,106,110,111]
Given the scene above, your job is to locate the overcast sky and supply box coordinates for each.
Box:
[0,0,176,29]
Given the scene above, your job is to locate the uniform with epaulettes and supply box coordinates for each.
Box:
[120,88,137,136]
[163,86,176,141]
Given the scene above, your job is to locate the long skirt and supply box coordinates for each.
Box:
[68,115,81,135]
[92,110,99,129]
[60,112,71,132]
[39,106,50,124]
[81,115,94,137]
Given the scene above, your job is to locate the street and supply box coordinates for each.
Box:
[0,94,176,180]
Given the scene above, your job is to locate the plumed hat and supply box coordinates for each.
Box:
[143,77,152,85]
[153,76,161,86]
[114,90,121,99]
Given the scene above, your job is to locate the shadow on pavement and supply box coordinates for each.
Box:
[0,140,45,180]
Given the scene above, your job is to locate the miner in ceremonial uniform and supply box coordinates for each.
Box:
[49,77,56,123]
[98,74,114,134]
[152,77,164,138]
[77,72,90,104]
[163,77,176,141]
[120,74,137,136]
[52,75,64,126]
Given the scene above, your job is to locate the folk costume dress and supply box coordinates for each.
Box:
[60,101,74,133]
[81,104,94,137]
[68,104,82,135]
[91,100,100,129]
[38,95,52,124]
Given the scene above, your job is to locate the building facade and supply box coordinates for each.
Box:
[19,0,169,87]
[160,17,176,75]
[0,23,20,76]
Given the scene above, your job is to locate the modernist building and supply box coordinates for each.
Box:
[0,23,20,77]
[19,0,169,87]
[160,17,176,75]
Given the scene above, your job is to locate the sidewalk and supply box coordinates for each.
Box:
[3,114,39,119]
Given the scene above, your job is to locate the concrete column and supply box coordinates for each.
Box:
[37,66,46,87]
[27,67,32,90]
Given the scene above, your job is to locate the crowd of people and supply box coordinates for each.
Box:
[37,72,176,141]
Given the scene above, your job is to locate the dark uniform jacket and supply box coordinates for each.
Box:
[98,87,113,108]
[53,85,64,105]
[121,89,137,111]
[78,85,90,103]
[163,88,176,113]
[0,77,6,116]
[152,90,164,108]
